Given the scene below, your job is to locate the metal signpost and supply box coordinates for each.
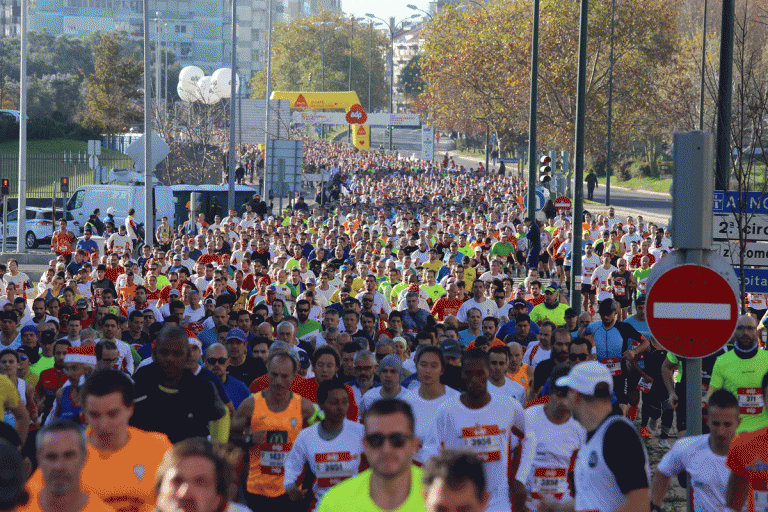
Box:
[648,132,741,512]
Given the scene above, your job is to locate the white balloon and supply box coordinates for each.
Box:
[196,76,220,105]
[179,66,204,92]
[211,68,240,98]
[177,82,195,102]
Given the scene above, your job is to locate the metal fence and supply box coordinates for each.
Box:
[0,153,135,200]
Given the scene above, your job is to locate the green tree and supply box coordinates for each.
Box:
[400,55,423,103]
[250,10,390,112]
[83,32,143,135]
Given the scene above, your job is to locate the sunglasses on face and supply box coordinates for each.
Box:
[364,432,412,449]
[569,353,588,361]
[206,357,228,365]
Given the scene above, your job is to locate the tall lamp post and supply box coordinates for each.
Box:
[605,0,616,206]
[367,20,382,113]
[527,0,541,224]
[303,21,331,139]
[365,12,419,151]
[337,16,364,144]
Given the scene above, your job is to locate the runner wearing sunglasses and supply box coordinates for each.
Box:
[318,398,425,512]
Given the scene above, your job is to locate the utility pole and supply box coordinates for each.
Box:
[227,0,237,210]
[527,0,540,222]
[570,0,589,313]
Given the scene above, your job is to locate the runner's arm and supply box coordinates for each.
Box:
[8,399,29,444]
[725,471,750,512]
[230,394,253,435]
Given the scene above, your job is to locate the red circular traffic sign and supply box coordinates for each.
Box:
[554,196,572,211]
[646,264,738,358]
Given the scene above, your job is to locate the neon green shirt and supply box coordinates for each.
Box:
[709,349,768,433]
[421,284,446,303]
[490,240,515,258]
[457,244,474,260]
[529,302,569,327]
[317,466,426,512]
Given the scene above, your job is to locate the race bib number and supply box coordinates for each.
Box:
[259,443,290,475]
[738,387,764,415]
[461,425,502,463]
[637,376,654,394]
[259,430,290,475]
[315,451,355,488]
[614,286,625,295]
[602,357,622,376]
[531,467,569,500]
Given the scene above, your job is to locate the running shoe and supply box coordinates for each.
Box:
[640,426,652,438]
[658,439,671,449]
[627,405,638,420]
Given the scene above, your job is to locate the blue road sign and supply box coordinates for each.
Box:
[714,190,768,214]
[524,190,546,212]
[735,266,768,293]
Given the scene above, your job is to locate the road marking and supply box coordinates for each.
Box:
[653,302,731,320]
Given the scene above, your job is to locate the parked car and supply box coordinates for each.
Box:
[0,208,78,249]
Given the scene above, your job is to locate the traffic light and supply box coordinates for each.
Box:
[0,179,8,196]
[60,177,69,194]
[308,72,313,83]
[539,155,552,184]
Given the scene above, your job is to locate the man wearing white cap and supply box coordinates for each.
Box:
[540,361,649,512]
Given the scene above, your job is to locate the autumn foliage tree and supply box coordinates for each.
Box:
[250,11,390,112]
[420,0,688,163]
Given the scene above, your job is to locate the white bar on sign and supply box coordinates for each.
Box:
[653,302,731,320]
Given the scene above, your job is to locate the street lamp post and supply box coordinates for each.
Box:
[338,16,363,144]
[527,0,540,224]
[305,21,331,139]
[365,13,419,151]
[605,0,615,206]
[154,12,161,128]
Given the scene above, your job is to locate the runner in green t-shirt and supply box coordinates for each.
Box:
[709,315,768,433]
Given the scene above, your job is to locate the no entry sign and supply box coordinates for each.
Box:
[646,264,738,358]
[554,196,572,211]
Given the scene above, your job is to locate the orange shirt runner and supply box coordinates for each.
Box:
[726,425,768,512]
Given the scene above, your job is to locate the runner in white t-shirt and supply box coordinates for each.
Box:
[358,354,411,421]
[580,242,601,314]
[283,379,365,511]
[523,322,555,370]
[424,349,526,511]
[591,252,618,303]
[403,346,461,464]
[516,365,586,512]
[650,389,744,512]
[487,346,525,406]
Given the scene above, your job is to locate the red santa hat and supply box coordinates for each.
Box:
[64,346,96,367]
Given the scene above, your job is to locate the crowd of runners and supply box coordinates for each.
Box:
[0,138,767,512]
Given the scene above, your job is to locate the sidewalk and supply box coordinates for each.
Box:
[445,149,670,225]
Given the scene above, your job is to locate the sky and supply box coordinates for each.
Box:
[342,0,432,26]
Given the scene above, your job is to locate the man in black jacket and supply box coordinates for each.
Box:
[130,326,226,443]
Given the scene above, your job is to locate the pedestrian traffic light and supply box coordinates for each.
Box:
[60,177,69,194]
[539,155,552,184]
[0,179,8,196]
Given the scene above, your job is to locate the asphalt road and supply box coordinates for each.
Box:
[370,126,673,223]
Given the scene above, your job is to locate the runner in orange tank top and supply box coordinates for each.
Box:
[231,353,315,511]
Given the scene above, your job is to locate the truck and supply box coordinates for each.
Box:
[65,185,175,234]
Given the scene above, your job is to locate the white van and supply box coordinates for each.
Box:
[66,185,175,234]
